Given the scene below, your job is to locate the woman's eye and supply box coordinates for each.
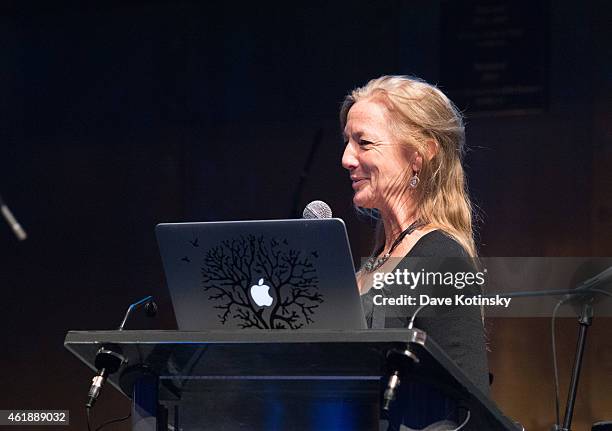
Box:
[359,139,373,147]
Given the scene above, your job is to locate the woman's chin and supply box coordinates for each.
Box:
[352,194,375,209]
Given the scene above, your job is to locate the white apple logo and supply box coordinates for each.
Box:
[250,278,274,307]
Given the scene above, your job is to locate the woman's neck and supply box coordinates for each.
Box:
[379,202,419,251]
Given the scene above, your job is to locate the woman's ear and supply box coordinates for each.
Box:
[425,139,439,161]
[411,151,423,173]
[410,140,438,172]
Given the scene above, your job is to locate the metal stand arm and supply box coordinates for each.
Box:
[559,304,593,431]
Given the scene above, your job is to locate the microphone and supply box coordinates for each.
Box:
[86,347,126,408]
[576,265,612,291]
[86,296,157,409]
[382,370,401,410]
[0,194,27,241]
[118,295,158,331]
[382,346,421,411]
[302,200,332,219]
[407,303,428,330]
[564,259,612,315]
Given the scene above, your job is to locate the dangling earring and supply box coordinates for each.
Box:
[409,171,420,189]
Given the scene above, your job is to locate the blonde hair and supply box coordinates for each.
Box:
[340,75,477,257]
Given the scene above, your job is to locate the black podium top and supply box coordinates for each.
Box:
[65,329,421,392]
[65,329,519,430]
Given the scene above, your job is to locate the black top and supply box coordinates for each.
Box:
[361,230,489,429]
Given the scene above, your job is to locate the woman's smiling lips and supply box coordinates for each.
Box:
[351,177,368,189]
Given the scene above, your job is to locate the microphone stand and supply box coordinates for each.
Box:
[86,296,158,409]
[483,288,608,431]
[555,302,592,431]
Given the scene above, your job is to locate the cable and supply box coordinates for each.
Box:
[453,409,471,431]
[95,411,131,431]
[86,406,131,431]
[86,407,92,431]
[551,297,570,427]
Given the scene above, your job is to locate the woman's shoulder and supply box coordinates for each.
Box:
[408,229,469,258]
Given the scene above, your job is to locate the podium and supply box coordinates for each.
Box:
[65,329,519,430]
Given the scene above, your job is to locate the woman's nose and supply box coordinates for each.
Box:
[342,143,358,171]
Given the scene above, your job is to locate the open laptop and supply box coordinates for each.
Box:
[156,218,366,330]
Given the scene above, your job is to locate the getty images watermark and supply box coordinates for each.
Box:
[368,266,512,308]
[364,257,612,318]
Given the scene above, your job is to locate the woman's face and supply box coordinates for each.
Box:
[342,99,413,210]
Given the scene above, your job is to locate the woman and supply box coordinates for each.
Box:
[341,76,488,430]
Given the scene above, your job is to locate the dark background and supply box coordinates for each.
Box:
[1,1,611,430]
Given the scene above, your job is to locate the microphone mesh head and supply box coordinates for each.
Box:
[303,200,332,219]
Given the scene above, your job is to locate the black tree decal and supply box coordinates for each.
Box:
[200,235,323,329]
